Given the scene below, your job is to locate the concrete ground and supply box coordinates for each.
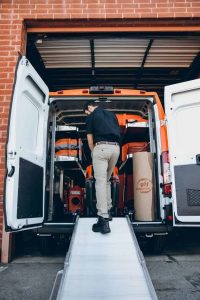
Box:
[0,258,63,300]
[1,227,200,300]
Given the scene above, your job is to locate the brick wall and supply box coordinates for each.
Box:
[0,0,200,249]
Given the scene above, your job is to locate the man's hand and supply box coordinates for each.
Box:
[87,134,94,152]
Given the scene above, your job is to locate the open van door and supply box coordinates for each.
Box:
[5,56,49,231]
[165,79,200,224]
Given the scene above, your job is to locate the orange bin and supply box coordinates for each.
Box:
[121,142,149,161]
[116,114,148,127]
[55,138,79,157]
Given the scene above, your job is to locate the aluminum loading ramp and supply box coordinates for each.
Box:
[51,217,157,300]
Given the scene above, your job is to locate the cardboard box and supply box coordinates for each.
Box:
[133,152,155,221]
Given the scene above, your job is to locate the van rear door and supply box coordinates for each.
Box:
[5,56,49,231]
[165,79,200,224]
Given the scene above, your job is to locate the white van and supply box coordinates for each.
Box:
[4,56,200,253]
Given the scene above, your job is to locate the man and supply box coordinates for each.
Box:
[84,101,120,234]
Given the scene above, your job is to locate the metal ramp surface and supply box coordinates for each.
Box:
[51,217,157,300]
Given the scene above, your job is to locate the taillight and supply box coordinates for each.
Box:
[165,204,173,224]
[161,151,172,197]
[167,215,173,221]
[163,184,171,195]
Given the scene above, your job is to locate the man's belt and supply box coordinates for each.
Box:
[95,141,119,146]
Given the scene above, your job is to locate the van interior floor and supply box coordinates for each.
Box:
[52,217,157,300]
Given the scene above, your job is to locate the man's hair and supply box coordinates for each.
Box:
[83,100,98,112]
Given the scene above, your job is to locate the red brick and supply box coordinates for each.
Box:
[153,8,170,13]
[0,116,8,122]
[156,3,173,8]
[132,0,151,3]
[105,13,124,18]
[139,3,156,8]
[140,12,157,19]
[76,13,97,19]
[1,4,19,9]
[0,20,12,25]
[2,119,8,125]
[83,8,103,14]
[32,4,52,9]
[87,13,106,19]
[157,0,172,2]
[48,9,68,14]
[174,12,194,17]
[157,12,175,18]
[3,108,10,115]
[53,13,71,19]
[1,14,19,19]
[189,12,200,17]
[170,8,187,12]
[187,8,200,12]
[135,8,154,13]
[68,8,84,14]
[82,0,99,3]
[173,3,191,8]
[87,4,105,8]
[119,4,139,8]
[117,0,135,2]
[122,13,142,18]
[51,4,74,9]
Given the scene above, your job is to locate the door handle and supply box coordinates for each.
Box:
[8,166,15,177]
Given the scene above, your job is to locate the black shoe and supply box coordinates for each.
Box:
[92,216,111,234]
[108,210,113,221]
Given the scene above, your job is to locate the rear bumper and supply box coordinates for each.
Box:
[35,220,172,235]
[132,221,172,233]
[36,223,74,235]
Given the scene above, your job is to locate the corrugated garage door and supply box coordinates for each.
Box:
[27,33,200,100]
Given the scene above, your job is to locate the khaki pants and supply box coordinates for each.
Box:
[92,144,120,218]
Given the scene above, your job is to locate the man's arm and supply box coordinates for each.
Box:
[87,134,94,152]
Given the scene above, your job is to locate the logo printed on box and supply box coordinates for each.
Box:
[136,178,152,193]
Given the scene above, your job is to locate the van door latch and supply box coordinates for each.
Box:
[8,166,15,177]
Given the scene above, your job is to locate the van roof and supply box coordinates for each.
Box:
[49,88,158,98]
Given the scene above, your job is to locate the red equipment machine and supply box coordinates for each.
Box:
[68,185,84,214]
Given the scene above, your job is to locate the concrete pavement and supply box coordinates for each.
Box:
[1,227,200,299]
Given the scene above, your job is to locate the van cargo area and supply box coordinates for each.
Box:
[47,94,158,221]
[30,87,170,255]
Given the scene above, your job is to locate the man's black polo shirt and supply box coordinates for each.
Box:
[86,107,120,144]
